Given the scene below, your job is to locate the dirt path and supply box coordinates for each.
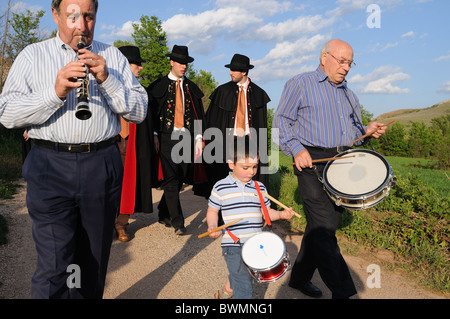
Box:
[0,179,447,300]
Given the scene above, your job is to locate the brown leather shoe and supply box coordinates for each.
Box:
[117,229,130,242]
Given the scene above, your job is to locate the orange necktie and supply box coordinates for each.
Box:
[235,85,246,136]
[174,80,184,129]
[119,117,129,139]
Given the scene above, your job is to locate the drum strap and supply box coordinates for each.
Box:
[254,181,272,229]
[225,228,241,246]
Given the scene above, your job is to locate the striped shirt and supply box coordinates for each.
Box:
[273,67,365,157]
[0,35,148,143]
[208,173,271,247]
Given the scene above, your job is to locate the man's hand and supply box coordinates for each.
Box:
[54,61,85,100]
[153,135,160,153]
[194,139,204,161]
[293,149,312,172]
[366,121,387,139]
[78,49,109,84]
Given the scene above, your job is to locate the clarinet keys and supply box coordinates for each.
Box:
[75,38,92,120]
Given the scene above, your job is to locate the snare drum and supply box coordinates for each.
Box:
[322,149,396,210]
[241,232,290,283]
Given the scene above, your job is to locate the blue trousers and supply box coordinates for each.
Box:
[23,143,123,299]
[223,246,253,299]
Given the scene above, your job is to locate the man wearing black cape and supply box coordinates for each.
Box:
[205,54,270,194]
[148,45,206,235]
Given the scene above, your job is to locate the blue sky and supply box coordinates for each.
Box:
[4,0,450,117]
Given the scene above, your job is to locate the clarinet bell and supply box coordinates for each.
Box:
[75,96,92,120]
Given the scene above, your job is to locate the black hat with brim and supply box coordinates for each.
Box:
[166,45,195,64]
[118,45,145,64]
[225,53,254,70]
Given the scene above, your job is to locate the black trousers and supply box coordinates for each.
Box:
[157,132,193,229]
[23,143,122,299]
[289,147,357,299]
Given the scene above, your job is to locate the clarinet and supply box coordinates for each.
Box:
[75,37,92,120]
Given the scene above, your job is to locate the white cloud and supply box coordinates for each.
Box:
[99,21,138,41]
[12,1,43,13]
[401,31,415,38]
[162,8,261,54]
[251,15,333,41]
[251,34,329,82]
[437,81,450,94]
[370,42,399,52]
[215,0,292,16]
[349,66,411,94]
[435,51,450,62]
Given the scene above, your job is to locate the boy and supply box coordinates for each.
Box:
[206,137,294,299]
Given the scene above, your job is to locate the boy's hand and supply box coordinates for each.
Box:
[207,226,222,238]
[280,207,295,220]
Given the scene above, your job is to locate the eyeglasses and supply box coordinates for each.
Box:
[327,52,356,68]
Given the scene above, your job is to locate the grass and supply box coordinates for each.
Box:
[375,99,450,126]
[270,151,449,293]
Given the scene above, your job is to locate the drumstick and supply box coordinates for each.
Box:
[261,192,302,219]
[198,218,244,238]
[348,120,395,147]
[290,155,355,165]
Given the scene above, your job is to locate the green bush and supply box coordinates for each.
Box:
[339,175,449,292]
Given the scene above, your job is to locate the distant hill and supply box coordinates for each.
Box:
[375,100,450,126]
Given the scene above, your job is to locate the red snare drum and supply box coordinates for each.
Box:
[241,232,290,283]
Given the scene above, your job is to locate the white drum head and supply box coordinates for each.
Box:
[241,232,285,270]
[325,150,388,195]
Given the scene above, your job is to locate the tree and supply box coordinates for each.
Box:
[6,9,45,61]
[113,39,134,48]
[376,122,409,156]
[132,15,171,87]
[1,7,45,91]
[429,115,450,169]
[407,122,433,158]
[187,69,218,111]
[360,105,373,126]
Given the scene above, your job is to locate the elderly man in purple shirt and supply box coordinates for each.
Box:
[273,39,387,299]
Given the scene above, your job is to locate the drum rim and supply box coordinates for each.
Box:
[322,149,392,198]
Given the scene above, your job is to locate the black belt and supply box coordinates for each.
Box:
[33,137,117,153]
[304,145,351,154]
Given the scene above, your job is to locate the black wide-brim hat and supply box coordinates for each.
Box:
[118,45,145,64]
[225,53,254,70]
[166,45,195,64]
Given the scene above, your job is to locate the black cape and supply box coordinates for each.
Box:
[132,107,156,214]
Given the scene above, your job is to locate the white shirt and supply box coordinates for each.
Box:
[0,35,148,143]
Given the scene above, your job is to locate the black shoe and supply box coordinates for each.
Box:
[175,227,187,235]
[158,218,171,227]
[289,281,322,298]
